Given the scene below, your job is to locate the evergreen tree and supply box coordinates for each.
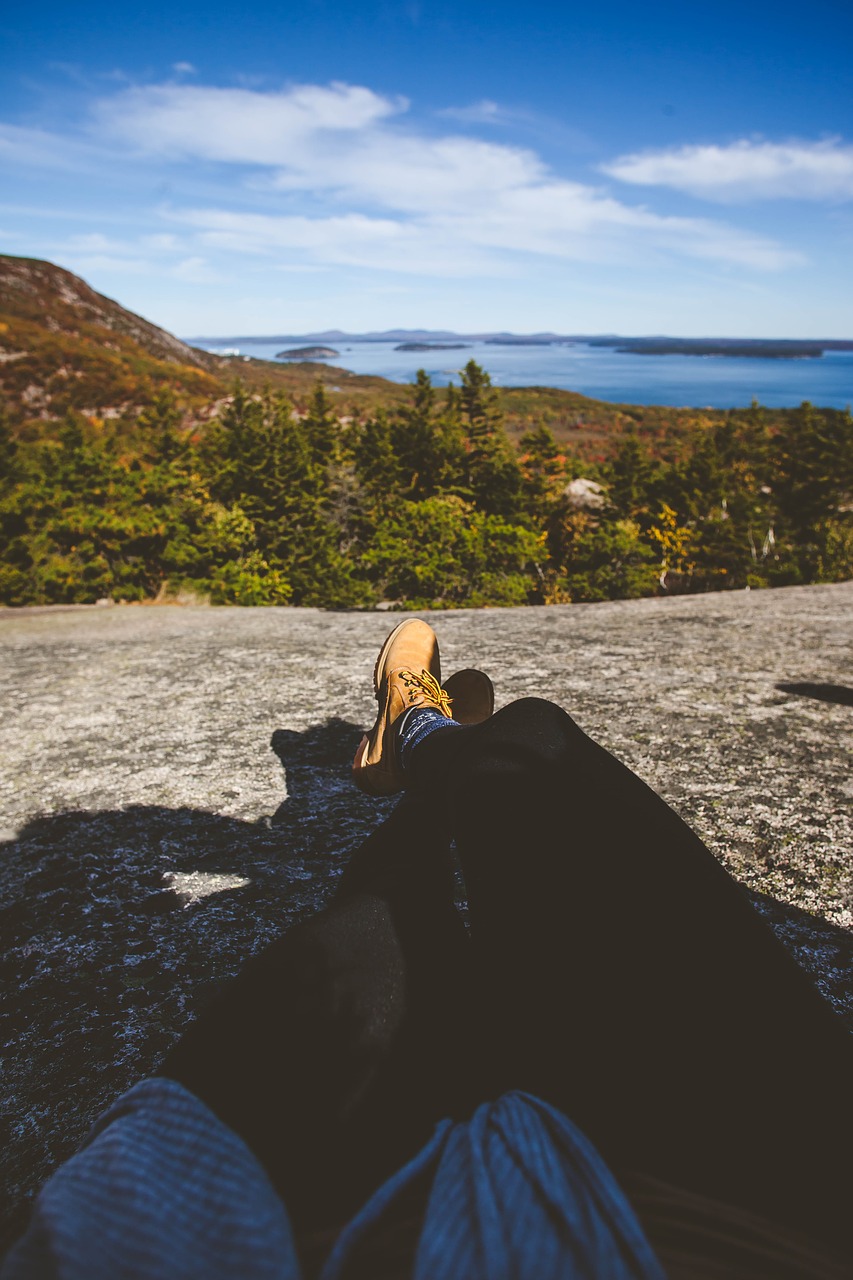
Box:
[391,370,466,499]
[607,431,659,521]
[353,410,400,500]
[518,423,567,520]
[455,361,524,520]
[303,381,338,465]
[136,390,186,465]
[201,388,363,606]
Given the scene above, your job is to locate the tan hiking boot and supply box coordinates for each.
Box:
[353,620,495,796]
[353,618,449,795]
[442,668,494,725]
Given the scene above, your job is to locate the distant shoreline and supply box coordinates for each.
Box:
[190,337,853,411]
[187,332,853,361]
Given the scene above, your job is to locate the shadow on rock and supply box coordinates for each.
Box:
[0,716,393,1255]
[776,681,853,707]
[270,716,382,828]
[748,891,853,1033]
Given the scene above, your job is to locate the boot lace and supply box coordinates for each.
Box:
[399,668,454,718]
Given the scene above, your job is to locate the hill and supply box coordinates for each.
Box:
[0,255,223,420]
[0,255,722,459]
[0,256,414,430]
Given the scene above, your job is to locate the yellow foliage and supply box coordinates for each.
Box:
[648,503,695,583]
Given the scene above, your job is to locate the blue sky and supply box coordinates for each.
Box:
[3,0,853,336]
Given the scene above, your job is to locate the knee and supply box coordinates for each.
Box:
[460,697,583,784]
[490,697,581,750]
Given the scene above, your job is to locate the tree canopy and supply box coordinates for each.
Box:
[1,367,850,608]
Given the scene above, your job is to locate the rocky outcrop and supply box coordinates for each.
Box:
[563,477,606,511]
[0,582,851,1249]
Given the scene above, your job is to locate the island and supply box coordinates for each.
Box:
[394,342,470,352]
[485,337,559,346]
[585,338,832,359]
[619,341,825,359]
[276,346,340,359]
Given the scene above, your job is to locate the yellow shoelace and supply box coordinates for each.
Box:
[399,668,454,718]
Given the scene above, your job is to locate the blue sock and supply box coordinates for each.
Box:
[398,707,461,772]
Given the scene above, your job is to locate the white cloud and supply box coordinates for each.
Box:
[171,191,799,276]
[172,62,197,75]
[90,80,794,272]
[93,81,408,164]
[1,79,804,279]
[170,207,504,276]
[171,255,220,283]
[57,253,152,275]
[37,230,223,286]
[438,99,504,125]
[269,133,546,216]
[0,123,96,172]
[603,138,853,202]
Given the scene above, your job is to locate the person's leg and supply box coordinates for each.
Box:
[410,698,853,1250]
[160,793,475,1235]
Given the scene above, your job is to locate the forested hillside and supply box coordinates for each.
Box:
[0,256,851,608]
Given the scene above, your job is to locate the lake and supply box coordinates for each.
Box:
[193,338,853,410]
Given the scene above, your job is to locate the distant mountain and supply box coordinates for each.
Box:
[186,328,569,345]
[0,255,221,421]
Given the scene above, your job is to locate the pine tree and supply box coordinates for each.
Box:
[392,369,466,499]
[518,423,566,520]
[455,361,524,520]
[459,359,501,439]
[353,410,399,499]
[136,390,185,464]
[607,432,659,521]
[303,381,338,465]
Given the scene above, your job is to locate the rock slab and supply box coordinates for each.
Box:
[1,583,852,1248]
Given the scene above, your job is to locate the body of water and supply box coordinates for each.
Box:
[194,339,853,410]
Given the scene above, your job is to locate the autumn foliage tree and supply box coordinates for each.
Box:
[0,368,850,607]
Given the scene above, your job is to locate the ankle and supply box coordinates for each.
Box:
[398,707,461,773]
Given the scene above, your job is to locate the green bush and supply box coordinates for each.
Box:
[362,495,540,607]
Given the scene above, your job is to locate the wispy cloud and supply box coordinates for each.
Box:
[603,138,853,202]
[170,198,799,275]
[1,78,804,284]
[0,123,99,173]
[84,80,797,272]
[93,81,408,163]
[437,99,506,125]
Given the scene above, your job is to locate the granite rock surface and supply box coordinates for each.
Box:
[1,583,851,1247]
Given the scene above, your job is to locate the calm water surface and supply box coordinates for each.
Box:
[194,339,853,410]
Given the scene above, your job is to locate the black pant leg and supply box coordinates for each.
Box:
[160,794,474,1231]
[413,697,853,1249]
